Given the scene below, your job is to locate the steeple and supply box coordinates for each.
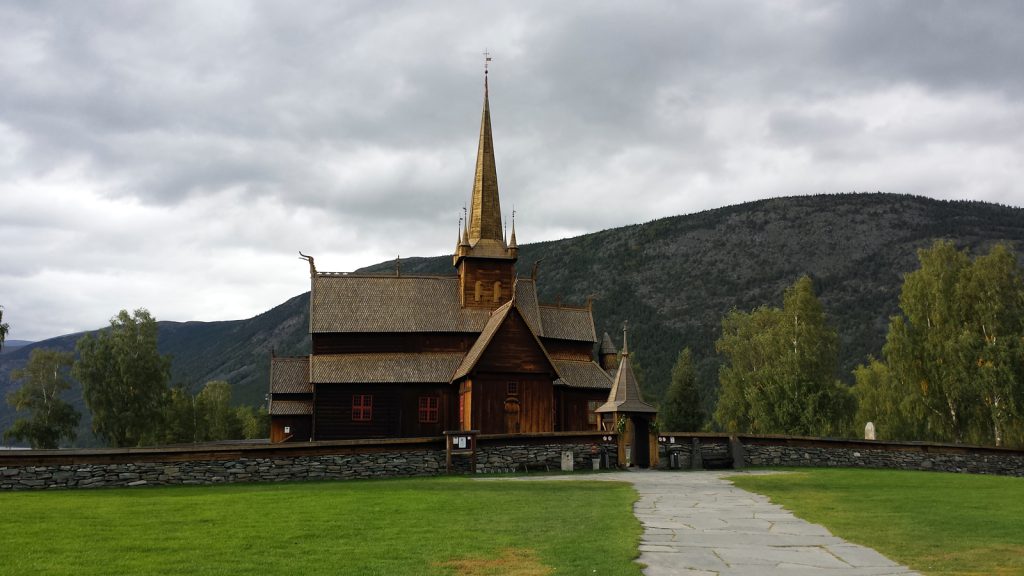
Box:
[595,323,657,415]
[454,61,517,268]
[468,74,504,245]
[453,58,517,309]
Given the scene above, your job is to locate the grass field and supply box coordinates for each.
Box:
[730,468,1024,576]
[0,477,643,576]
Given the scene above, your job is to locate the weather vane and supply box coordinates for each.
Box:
[483,49,492,74]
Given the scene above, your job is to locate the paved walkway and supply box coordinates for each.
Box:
[506,469,920,575]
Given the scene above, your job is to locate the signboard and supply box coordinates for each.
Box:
[444,430,479,473]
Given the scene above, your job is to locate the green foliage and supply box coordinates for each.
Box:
[731,469,1024,575]
[0,478,643,575]
[195,380,242,441]
[880,241,1024,446]
[0,305,8,351]
[236,405,270,439]
[714,276,854,436]
[161,381,263,443]
[163,381,270,443]
[73,309,172,447]
[660,348,704,431]
[851,357,927,441]
[3,349,80,448]
[161,384,197,444]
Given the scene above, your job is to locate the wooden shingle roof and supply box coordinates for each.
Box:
[595,329,657,414]
[269,399,313,416]
[452,300,558,382]
[311,275,489,333]
[311,353,464,384]
[539,305,596,342]
[599,332,618,355]
[310,275,582,341]
[270,356,311,394]
[552,360,613,390]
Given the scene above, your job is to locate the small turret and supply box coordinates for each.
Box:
[599,332,619,371]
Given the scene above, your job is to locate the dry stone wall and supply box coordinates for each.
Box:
[0,436,618,491]
[5,434,1023,490]
[743,443,1024,476]
[656,434,1024,477]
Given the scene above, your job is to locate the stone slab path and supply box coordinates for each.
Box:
[499,470,920,575]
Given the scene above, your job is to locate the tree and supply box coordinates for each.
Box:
[851,357,928,441]
[162,384,198,444]
[882,241,1024,446]
[73,309,171,447]
[236,405,270,439]
[714,275,854,436]
[0,305,9,351]
[195,380,243,441]
[661,348,704,432]
[3,349,81,448]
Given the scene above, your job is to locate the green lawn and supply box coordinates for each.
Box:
[729,468,1024,576]
[0,477,643,576]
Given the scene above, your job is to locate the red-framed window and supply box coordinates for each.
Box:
[418,396,439,423]
[352,394,373,422]
[587,400,602,425]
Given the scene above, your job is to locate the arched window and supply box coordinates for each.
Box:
[474,280,483,302]
[492,281,502,302]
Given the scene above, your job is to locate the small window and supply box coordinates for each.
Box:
[474,280,483,302]
[493,281,502,302]
[587,400,601,425]
[352,394,373,422]
[507,381,519,396]
[418,396,439,423]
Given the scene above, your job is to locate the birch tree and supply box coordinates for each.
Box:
[3,349,81,448]
[715,276,853,435]
[74,309,171,447]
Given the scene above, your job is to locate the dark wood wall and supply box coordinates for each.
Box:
[476,310,555,375]
[465,376,553,434]
[271,416,312,443]
[457,259,515,309]
[542,339,594,361]
[556,388,608,432]
[314,384,453,440]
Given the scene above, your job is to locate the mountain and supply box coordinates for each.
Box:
[2,193,1022,442]
[0,295,310,444]
[0,340,33,354]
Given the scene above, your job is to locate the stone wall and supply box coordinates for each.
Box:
[742,442,1024,476]
[0,433,618,491]
[5,433,1023,490]
[656,433,1024,477]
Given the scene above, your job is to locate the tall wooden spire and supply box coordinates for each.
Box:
[468,74,504,245]
[453,59,517,309]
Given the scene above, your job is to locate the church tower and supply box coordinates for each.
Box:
[453,70,518,308]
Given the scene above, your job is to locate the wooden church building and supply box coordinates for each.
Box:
[268,74,634,442]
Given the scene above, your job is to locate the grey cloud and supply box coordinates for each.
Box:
[2,0,1023,341]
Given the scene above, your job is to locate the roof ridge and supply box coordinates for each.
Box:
[316,273,459,280]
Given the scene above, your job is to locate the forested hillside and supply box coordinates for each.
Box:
[362,193,1024,412]
[3,193,1022,442]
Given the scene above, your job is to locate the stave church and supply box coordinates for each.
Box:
[267,70,655,443]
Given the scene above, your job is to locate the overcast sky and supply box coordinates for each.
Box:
[2,1,1023,342]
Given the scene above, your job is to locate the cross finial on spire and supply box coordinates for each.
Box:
[483,49,492,74]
